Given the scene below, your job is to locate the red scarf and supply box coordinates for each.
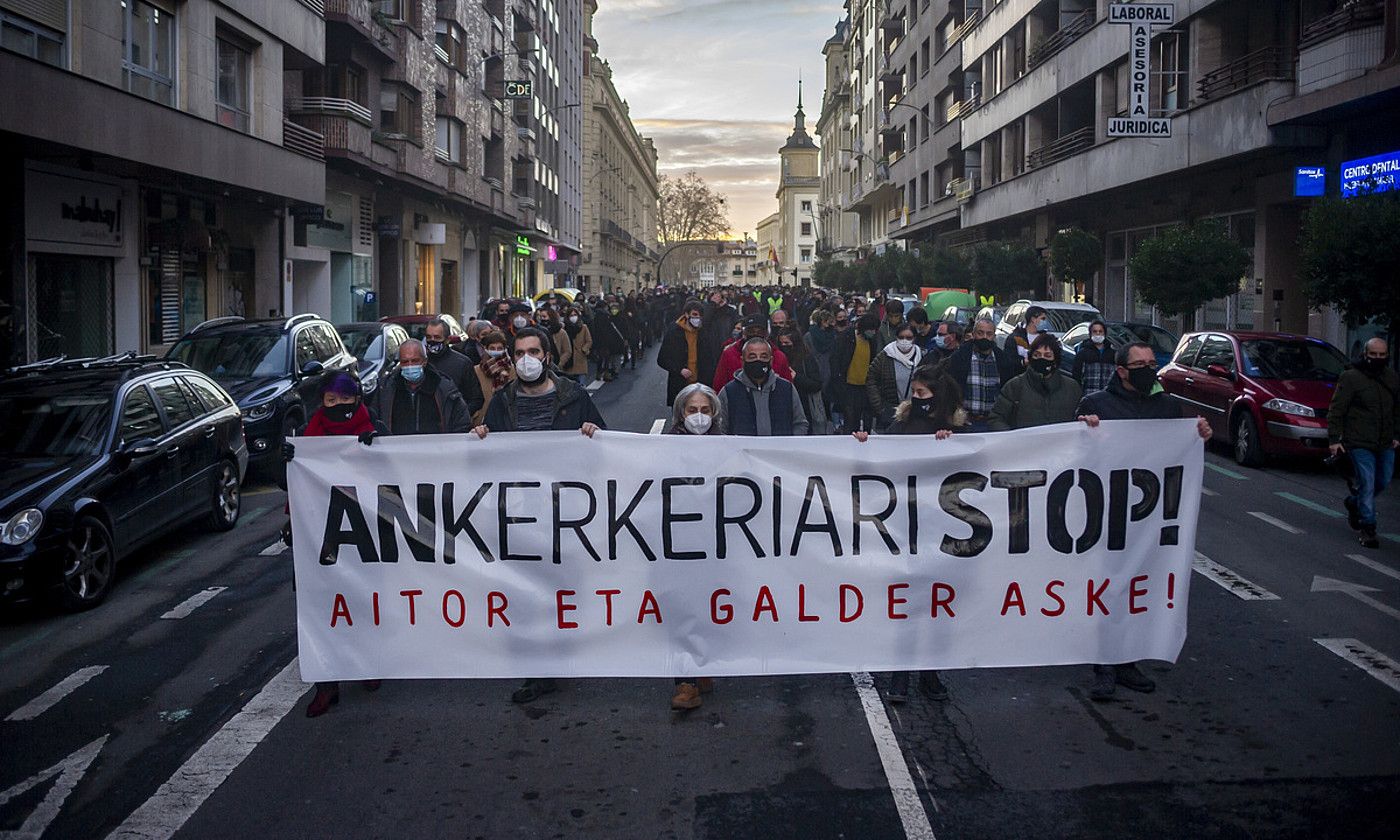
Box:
[302,403,376,437]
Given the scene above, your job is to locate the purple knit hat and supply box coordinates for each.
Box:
[323,372,361,398]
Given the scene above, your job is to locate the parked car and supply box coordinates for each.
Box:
[995,300,1102,341]
[166,315,357,462]
[0,353,247,610]
[976,305,1006,326]
[940,305,979,325]
[1157,331,1346,466]
[381,313,467,346]
[1059,321,1179,373]
[336,321,409,396]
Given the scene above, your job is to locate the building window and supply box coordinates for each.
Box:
[435,115,462,163]
[375,0,404,20]
[1,10,65,68]
[380,84,421,141]
[1152,31,1188,114]
[801,200,812,212]
[123,1,176,106]
[435,20,466,71]
[801,222,812,236]
[919,171,930,208]
[216,36,252,133]
[800,248,812,263]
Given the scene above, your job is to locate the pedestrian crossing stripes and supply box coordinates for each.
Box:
[1192,552,1281,600]
[1314,638,1400,695]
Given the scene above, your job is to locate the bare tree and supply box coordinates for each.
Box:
[657,171,731,244]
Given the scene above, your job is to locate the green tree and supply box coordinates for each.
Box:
[972,242,1045,301]
[1299,194,1400,329]
[925,248,972,290]
[1048,227,1102,288]
[813,258,855,291]
[1128,221,1250,330]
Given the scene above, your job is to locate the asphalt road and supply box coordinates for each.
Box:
[2,345,1398,840]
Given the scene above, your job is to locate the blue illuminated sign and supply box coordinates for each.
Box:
[1341,150,1400,197]
[1294,167,1325,197]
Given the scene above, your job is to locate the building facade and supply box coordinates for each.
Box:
[660,239,757,288]
[816,19,863,260]
[776,86,821,286]
[579,0,660,294]
[754,213,780,286]
[840,0,904,255]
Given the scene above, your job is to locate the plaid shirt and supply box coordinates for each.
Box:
[1079,360,1116,394]
[963,351,1002,416]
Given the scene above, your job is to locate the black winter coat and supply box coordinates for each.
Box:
[944,344,1021,391]
[1076,376,1184,420]
[657,321,720,405]
[481,373,608,431]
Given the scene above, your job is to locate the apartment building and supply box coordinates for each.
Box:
[841,0,905,254]
[755,213,780,286]
[579,0,660,294]
[871,0,1399,346]
[816,19,862,259]
[661,239,758,288]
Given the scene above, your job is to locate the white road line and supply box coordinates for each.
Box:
[648,418,666,435]
[160,587,228,620]
[1200,488,1219,497]
[1347,553,1400,584]
[5,665,110,722]
[586,379,605,392]
[1314,638,1400,694]
[106,657,306,840]
[1246,511,1305,535]
[850,671,937,840]
[258,540,288,556]
[1192,552,1281,601]
[0,735,108,837]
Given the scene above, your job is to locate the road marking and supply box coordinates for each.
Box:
[648,418,666,435]
[850,672,937,840]
[238,506,269,527]
[5,665,110,721]
[160,587,228,620]
[1348,553,1400,583]
[1311,575,1400,621]
[1314,638,1400,694]
[106,657,306,840]
[1247,511,1305,534]
[1275,491,1344,519]
[586,379,605,392]
[0,735,108,837]
[258,540,289,556]
[1205,462,1247,479]
[1383,533,1400,545]
[1192,552,1281,600]
[1200,488,1219,497]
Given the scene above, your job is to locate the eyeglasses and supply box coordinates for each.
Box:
[1123,362,1158,370]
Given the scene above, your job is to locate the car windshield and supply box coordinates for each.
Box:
[1111,324,1178,355]
[0,390,113,457]
[339,328,382,361]
[169,332,289,379]
[1241,339,1347,380]
[1043,309,1097,332]
[398,322,427,340]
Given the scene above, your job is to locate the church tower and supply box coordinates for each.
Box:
[776,78,820,285]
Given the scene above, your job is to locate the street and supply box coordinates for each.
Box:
[2,345,1398,840]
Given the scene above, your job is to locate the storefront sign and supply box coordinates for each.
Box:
[1294,166,1326,197]
[1107,3,1174,139]
[25,167,126,249]
[288,421,1204,680]
[305,192,353,252]
[504,80,533,99]
[1340,151,1400,198]
[413,222,446,245]
[515,235,533,256]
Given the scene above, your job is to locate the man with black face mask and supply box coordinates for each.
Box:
[423,317,483,418]
[718,337,808,436]
[1076,340,1212,702]
[1328,337,1399,548]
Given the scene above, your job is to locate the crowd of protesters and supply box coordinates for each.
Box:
[284,283,1221,715]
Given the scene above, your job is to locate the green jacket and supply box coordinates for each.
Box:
[1328,366,1399,450]
[989,370,1083,430]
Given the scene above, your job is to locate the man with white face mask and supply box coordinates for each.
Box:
[369,339,471,435]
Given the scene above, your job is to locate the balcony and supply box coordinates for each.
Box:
[946,10,982,50]
[1301,0,1384,48]
[1297,0,1386,95]
[324,0,397,57]
[879,10,904,37]
[946,93,980,122]
[1197,46,1293,100]
[288,98,373,158]
[282,119,325,161]
[948,173,980,204]
[1026,9,1095,71]
[1026,126,1094,171]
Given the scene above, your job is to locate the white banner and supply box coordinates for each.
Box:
[288,421,1203,681]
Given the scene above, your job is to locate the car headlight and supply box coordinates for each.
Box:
[1,508,44,546]
[243,401,277,422]
[1263,398,1316,418]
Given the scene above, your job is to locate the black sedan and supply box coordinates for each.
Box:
[336,321,410,397]
[0,355,247,611]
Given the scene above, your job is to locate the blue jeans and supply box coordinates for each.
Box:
[1348,447,1395,527]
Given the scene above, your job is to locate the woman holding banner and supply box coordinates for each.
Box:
[665,383,723,710]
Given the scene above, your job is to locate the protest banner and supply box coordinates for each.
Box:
[287,420,1203,681]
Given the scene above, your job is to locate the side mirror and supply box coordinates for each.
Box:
[1206,363,1234,380]
[113,437,158,469]
[299,359,324,378]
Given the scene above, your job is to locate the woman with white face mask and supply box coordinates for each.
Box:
[865,323,923,431]
[471,330,514,425]
[663,382,723,711]
[1072,319,1116,394]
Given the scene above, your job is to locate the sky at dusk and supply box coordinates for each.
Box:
[592,1,842,239]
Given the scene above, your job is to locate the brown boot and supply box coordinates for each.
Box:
[671,682,702,710]
[305,683,339,718]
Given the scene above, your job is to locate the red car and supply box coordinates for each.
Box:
[1158,330,1347,466]
[379,314,468,347]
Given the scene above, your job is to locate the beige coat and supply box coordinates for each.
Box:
[563,324,592,375]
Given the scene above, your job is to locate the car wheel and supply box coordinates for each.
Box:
[205,459,241,531]
[1233,411,1264,467]
[58,516,116,612]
